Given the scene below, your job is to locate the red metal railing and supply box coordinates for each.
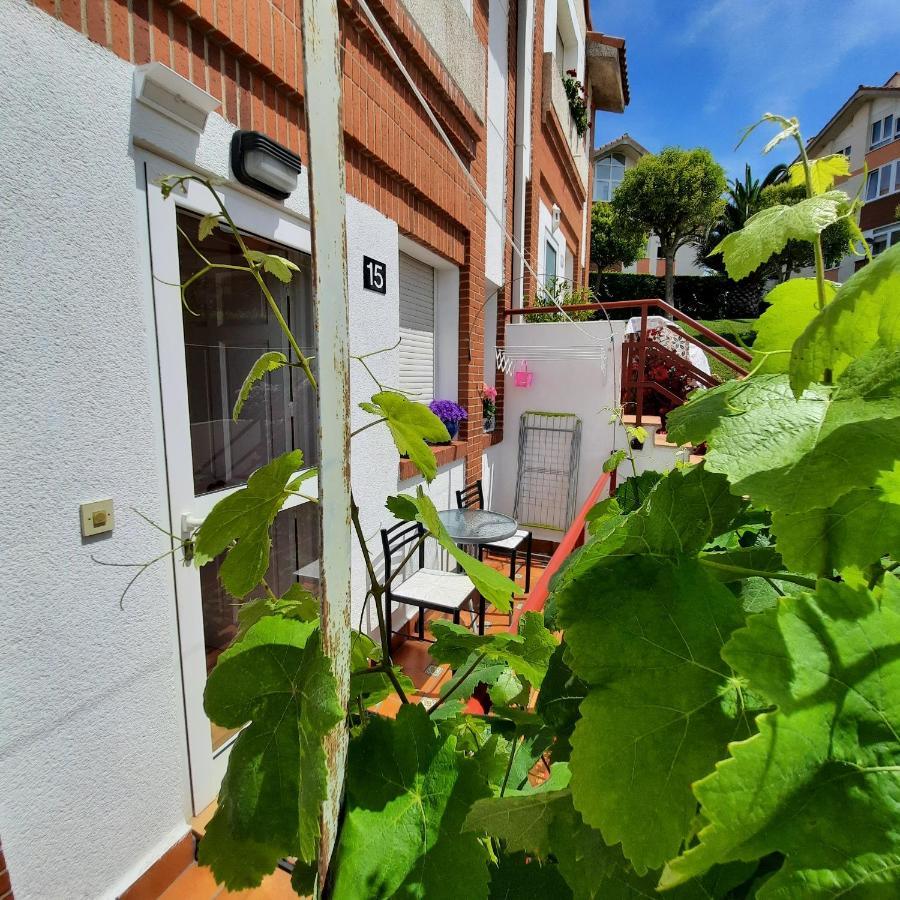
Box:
[505,299,751,427]
[510,469,613,630]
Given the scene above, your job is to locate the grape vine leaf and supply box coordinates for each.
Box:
[332,704,491,899]
[752,279,836,376]
[487,853,572,899]
[535,642,587,742]
[235,582,318,641]
[360,391,448,482]
[615,469,663,513]
[556,467,745,588]
[699,545,784,581]
[787,153,850,195]
[557,556,752,873]
[603,449,628,473]
[790,242,900,395]
[233,351,288,421]
[711,190,846,281]
[662,579,900,896]
[348,630,415,706]
[198,811,284,891]
[246,249,300,283]
[412,488,522,612]
[878,462,900,504]
[198,212,220,241]
[429,611,556,687]
[201,623,342,885]
[668,352,900,573]
[772,486,900,574]
[193,450,305,597]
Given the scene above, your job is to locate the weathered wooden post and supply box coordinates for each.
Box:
[299,0,352,890]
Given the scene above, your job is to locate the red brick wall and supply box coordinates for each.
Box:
[31,0,497,478]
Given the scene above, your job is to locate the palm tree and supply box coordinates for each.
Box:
[697,163,788,314]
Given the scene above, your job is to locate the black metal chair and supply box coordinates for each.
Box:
[456,480,533,592]
[381,520,486,640]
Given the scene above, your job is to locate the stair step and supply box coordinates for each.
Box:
[653,431,679,448]
[622,414,662,427]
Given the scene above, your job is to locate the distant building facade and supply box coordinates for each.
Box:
[805,72,900,281]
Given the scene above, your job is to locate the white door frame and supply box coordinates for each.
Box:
[142,153,317,811]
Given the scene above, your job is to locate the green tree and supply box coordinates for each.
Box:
[589,201,647,272]
[612,147,726,305]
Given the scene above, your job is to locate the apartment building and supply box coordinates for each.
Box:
[805,72,900,280]
[589,134,705,276]
[0,1,628,897]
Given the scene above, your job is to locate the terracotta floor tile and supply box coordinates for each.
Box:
[158,862,218,900]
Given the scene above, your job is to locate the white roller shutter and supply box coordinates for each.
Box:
[398,252,435,400]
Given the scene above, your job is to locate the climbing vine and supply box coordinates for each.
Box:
[151,111,899,898]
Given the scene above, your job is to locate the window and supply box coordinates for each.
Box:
[594,152,626,201]
[870,223,900,257]
[870,112,897,148]
[176,209,317,495]
[842,146,851,157]
[544,238,558,285]
[398,252,436,400]
[556,28,565,76]
[866,162,898,201]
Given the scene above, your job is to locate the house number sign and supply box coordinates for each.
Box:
[363,256,387,294]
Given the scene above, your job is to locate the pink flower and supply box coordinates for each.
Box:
[481,383,498,401]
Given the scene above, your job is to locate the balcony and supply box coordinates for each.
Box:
[542,52,590,192]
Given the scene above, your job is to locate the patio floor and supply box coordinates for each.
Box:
[156,551,547,899]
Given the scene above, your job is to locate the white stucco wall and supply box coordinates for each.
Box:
[0,6,192,898]
[484,0,509,286]
[484,320,680,544]
[0,2,450,896]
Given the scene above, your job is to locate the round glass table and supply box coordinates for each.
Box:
[437,508,518,545]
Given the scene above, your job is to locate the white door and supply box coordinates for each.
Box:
[398,252,435,399]
[144,157,320,811]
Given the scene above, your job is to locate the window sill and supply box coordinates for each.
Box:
[398,441,466,481]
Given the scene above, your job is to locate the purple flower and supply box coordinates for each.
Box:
[429,399,468,423]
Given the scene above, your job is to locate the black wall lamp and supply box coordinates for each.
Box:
[230,130,303,200]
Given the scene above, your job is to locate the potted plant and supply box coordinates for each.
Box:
[481,384,497,433]
[563,69,589,137]
[428,399,468,441]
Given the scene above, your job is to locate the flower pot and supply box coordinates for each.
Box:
[483,415,495,433]
[444,420,459,440]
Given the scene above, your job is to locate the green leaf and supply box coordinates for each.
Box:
[699,545,785,581]
[429,611,556,687]
[232,351,288,421]
[235,582,319,641]
[787,153,850,195]
[752,279,837,375]
[535,642,587,740]
[615,469,662,513]
[667,353,900,573]
[246,249,300,283]
[193,450,304,597]
[412,488,522,613]
[662,579,900,896]
[773,486,900,574]
[603,449,627,473]
[878,462,900,504]
[556,467,745,588]
[464,786,572,857]
[361,391,448,482]
[790,242,900,395]
[385,493,419,521]
[711,191,845,280]
[198,212,220,241]
[557,556,752,873]
[198,810,284,891]
[488,854,572,899]
[332,704,491,900]
[202,624,342,876]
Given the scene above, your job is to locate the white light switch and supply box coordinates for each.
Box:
[80,499,114,537]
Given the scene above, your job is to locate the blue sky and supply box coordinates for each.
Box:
[590,0,900,179]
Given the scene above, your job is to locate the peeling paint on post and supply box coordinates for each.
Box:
[299,0,352,889]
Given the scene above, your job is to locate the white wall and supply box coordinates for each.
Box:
[484,0,509,286]
[484,320,676,543]
[0,3,440,896]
